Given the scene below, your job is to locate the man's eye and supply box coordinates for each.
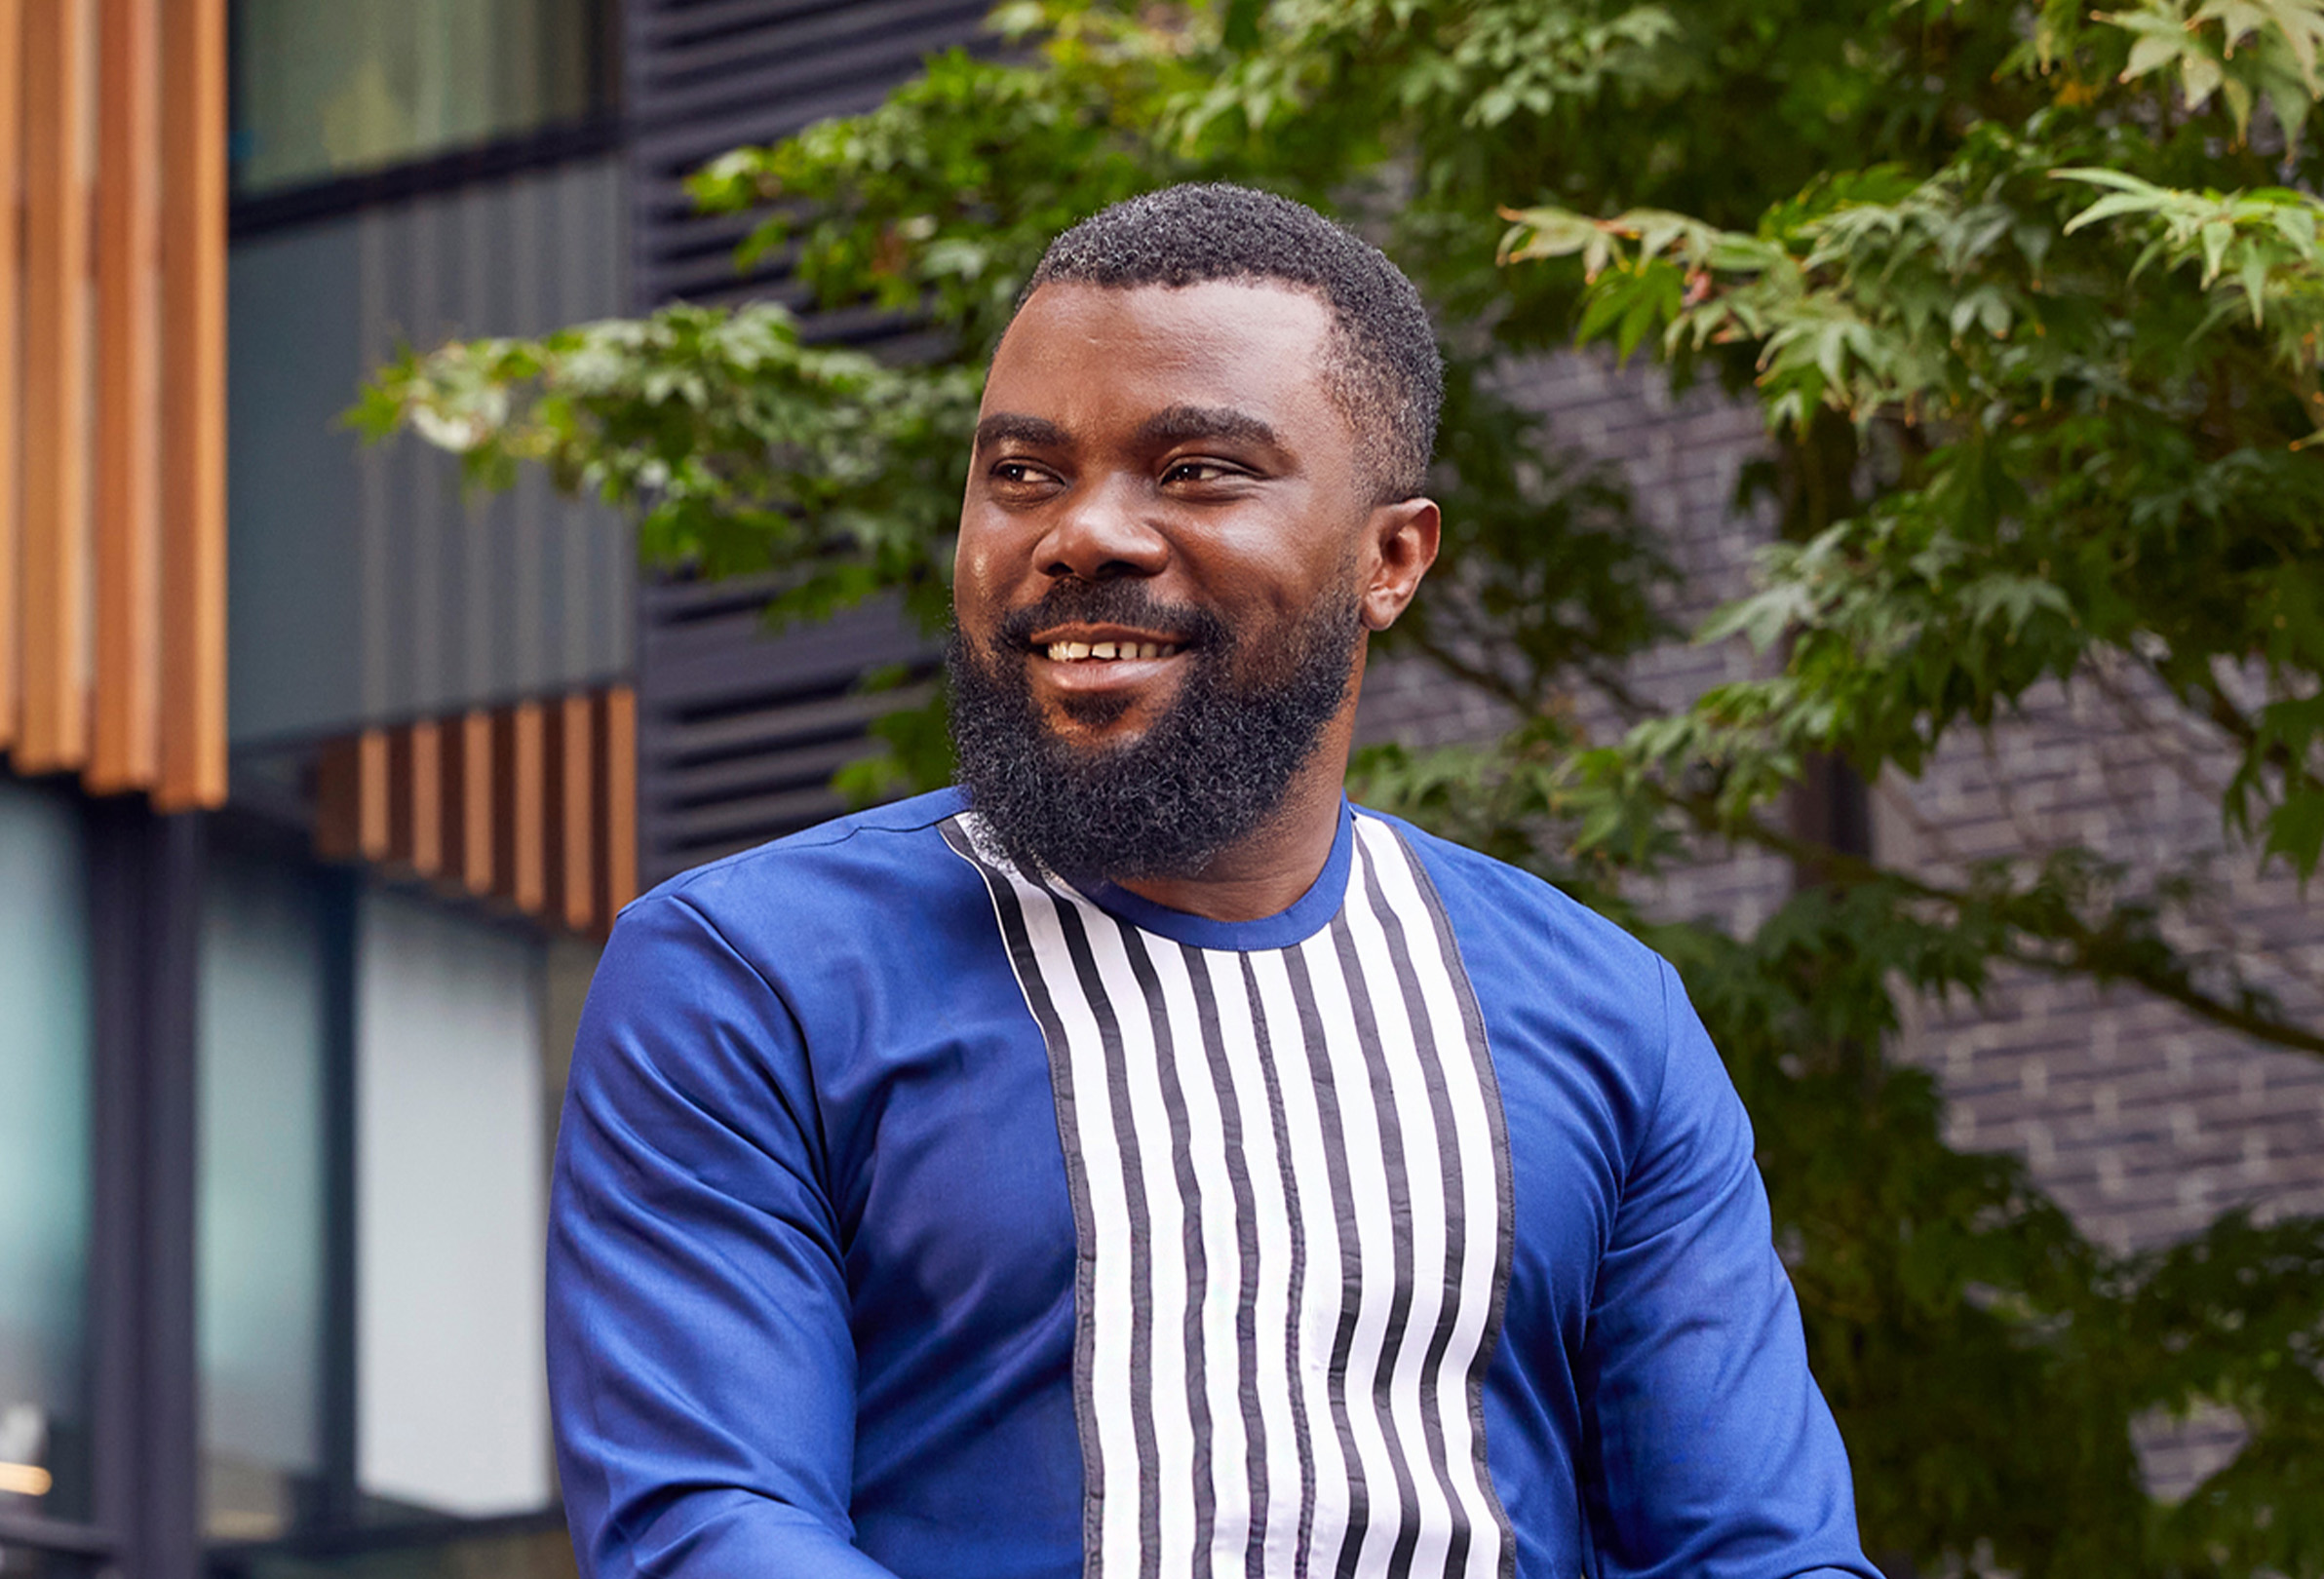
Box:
[990,461,1050,484]
[1164,460,1240,484]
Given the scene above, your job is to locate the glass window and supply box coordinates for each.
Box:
[0,782,93,1528]
[233,0,605,196]
[0,1547,99,1579]
[356,892,551,1519]
[199,852,329,1543]
[206,1521,574,1579]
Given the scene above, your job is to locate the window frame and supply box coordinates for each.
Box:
[0,794,205,1579]
[0,793,571,1579]
[226,0,621,240]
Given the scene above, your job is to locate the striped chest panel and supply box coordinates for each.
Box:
[944,812,1516,1579]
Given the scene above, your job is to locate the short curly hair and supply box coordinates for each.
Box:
[1020,183,1443,502]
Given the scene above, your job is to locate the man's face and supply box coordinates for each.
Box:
[949,280,1400,883]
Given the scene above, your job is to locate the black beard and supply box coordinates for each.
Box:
[948,580,1363,889]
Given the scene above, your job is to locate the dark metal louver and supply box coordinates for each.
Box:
[636,580,938,884]
[627,0,996,309]
[625,0,988,886]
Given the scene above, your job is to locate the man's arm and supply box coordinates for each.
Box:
[550,893,897,1579]
[1576,958,1881,1579]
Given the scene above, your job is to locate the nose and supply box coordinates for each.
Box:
[1037,475,1169,583]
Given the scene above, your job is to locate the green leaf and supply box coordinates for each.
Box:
[2125,30,2191,80]
[2263,788,2324,876]
[2182,46,2227,105]
[2238,245,2271,321]
[2222,72,2257,135]
[2201,217,2235,282]
[1222,0,1265,53]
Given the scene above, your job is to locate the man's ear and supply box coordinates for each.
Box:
[1360,496,1441,633]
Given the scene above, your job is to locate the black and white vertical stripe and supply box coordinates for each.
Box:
[945,811,1516,1579]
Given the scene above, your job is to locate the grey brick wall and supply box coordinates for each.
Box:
[1879,666,2324,1254]
[1359,348,2324,1263]
[1356,348,1794,936]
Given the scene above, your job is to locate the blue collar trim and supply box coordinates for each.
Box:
[1076,800,1355,953]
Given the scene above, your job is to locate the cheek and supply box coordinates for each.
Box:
[953,529,1011,621]
[955,541,990,596]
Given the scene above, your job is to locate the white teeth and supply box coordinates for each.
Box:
[1042,639,1183,662]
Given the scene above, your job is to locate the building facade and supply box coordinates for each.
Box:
[1,5,2310,1579]
[1,4,637,1578]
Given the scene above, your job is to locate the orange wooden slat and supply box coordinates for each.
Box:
[156,0,225,808]
[600,686,639,923]
[357,729,391,862]
[495,704,548,915]
[401,720,445,877]
[459,708,495,895]
[313,737,363,862]
[386,726,414,866]
[560,693,597,933]
[541,704,564,921]
[0,0,24,753]
[439,715,467,890]
[16,0,96,773]
[88,0,162,792]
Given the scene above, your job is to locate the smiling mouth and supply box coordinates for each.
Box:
[1041,639,1183,663]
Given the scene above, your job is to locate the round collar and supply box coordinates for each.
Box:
[1074,800,1355,953]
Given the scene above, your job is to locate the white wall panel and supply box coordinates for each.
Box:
[355,888,549,1516]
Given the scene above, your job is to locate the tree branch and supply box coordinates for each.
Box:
[1398,629,1663,735]
[1656,785,2324,1059]
[2180,663,2324,803]
[1396,628,1546,717]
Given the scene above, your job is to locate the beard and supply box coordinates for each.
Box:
[948,579,1364,889]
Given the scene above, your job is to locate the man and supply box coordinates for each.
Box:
[551,183,1878,1579]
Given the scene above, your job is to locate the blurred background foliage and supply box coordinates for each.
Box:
[357,1,2324,1571]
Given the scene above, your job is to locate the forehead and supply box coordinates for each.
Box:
[984,280,1341,436]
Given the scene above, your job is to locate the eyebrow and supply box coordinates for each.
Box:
[971,404,1284,455]
[1135,404,1281,450]
[973,413,1069,452]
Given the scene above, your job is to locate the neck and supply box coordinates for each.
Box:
[1108,716,1355,923]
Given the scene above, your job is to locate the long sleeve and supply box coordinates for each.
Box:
[1577,959,1879,1579]
[549,892,899,1579]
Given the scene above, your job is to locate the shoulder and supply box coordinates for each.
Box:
[628,788,974,928]
[598,788,1002,1002]
[1351,805,1688,1162]
[1352,805,1674,1018]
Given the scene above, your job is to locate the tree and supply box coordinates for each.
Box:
[358,2,2324,1570]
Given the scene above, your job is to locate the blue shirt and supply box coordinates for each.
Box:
[550,789,1876,1579]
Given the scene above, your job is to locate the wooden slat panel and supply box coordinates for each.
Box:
[88,0,162,791]
[313,738,362,862]
[0,0,23,753]
[386,726,414,866]
[359,729,391,861]
[459,709,495,896]
[156,0,225,808]
[600,686,639,923]
[495,704,548,914]
[557,693,597,933]
[401,720,444,877]
[541,703,567,924]
[314,730,391,864]
[317,690,634,936]
[17,0,95,772]
[440,715,468,890]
